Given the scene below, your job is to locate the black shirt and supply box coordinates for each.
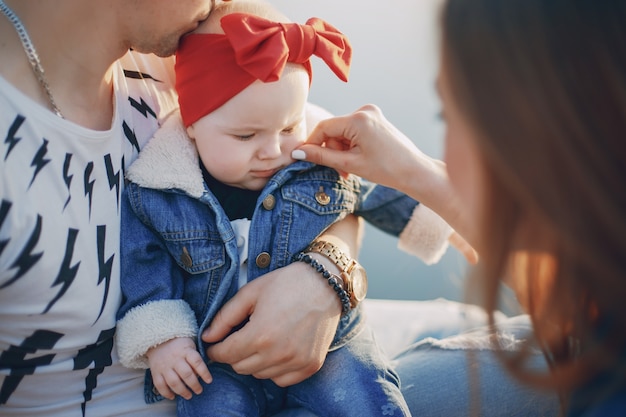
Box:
[201,163,261,221]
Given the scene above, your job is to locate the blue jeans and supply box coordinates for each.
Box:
[395,314,558,416]
[275,299,559,417]
[177,325,409,416]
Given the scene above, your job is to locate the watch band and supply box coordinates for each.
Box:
[305,241,356,274]
[304,240,367,308]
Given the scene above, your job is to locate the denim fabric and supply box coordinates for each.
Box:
[119,160,417,409]
[395,314,559,417]
[272,300,560,417]
[177,324,409,417]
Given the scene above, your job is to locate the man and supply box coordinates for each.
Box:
[0,1,356,415]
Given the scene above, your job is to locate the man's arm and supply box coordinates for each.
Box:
[202,214,362,386]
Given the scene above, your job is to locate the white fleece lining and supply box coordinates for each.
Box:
[398,204,454,265]
[125,110,206,198]
[116,299,199,369]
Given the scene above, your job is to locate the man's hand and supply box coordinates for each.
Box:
[202,262,342,387]
[146,337,212,400]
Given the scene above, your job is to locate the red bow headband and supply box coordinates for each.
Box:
[175,13,352,127]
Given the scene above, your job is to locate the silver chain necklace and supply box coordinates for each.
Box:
[0,0,64,118]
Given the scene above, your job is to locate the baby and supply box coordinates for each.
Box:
[116,1,454,415]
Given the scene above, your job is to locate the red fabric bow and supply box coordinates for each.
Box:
[175,13,352,127]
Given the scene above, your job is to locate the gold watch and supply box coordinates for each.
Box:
[305,241,368,308]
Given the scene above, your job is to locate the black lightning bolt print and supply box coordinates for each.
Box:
[121,154,127,182]
[73,327,115,416]
[95,225,113,323]
[28,138,51,188]
[129,97,157,119]
[122,121,141,154]
[123,69,162,83]
[104,154,121,209]
[63,153,74,210]
[0,330,64,405]
[4,115,25,160]
[0,214,43,289]
[43,228,80,314]
[0,200,11,257]
[83,162,95,220]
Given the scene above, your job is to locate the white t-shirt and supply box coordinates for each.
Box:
[0,52,178,416]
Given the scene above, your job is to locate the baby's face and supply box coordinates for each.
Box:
[191,6,225,35]
[187,66,309,191]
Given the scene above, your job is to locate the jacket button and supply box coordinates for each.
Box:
[181,247,193,268]
[255,252,271,268]
[315,187,330,206]
[262,194,276,210]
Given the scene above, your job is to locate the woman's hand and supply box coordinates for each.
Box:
[294,105,432,195]
[295,104,473,246]
[449,231,479,265]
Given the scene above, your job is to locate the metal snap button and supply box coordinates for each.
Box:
[255,252,271,268]
[262,194,276,210]
[315,186,331,206]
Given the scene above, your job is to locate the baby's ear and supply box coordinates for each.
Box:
[186,125,196,140]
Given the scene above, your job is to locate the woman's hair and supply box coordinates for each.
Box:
[440,0,626,410]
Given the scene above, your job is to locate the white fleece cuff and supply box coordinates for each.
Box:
[115,299,198,369]
[398,204,453,265]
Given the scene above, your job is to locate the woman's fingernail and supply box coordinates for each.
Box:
[291,149,306,160]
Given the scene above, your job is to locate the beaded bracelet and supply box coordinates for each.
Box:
[294,252,352,314]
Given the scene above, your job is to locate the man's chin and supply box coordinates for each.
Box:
[150,46,177,58]
[151,51,175,58]
[131,42,177,58]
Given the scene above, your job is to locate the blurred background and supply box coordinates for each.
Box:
[268,0,472,303]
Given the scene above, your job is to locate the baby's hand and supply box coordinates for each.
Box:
[146,337,212,400]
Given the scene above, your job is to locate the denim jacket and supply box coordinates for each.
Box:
[115,112,452,399]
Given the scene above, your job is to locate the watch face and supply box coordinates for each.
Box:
[351,266,368,301]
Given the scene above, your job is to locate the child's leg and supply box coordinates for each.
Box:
[285,325,410,417]
[176,363,266,417]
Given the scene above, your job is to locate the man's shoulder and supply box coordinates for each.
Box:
[117,51,178,119]
[114,51,179,163]
[118,51,176,87]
